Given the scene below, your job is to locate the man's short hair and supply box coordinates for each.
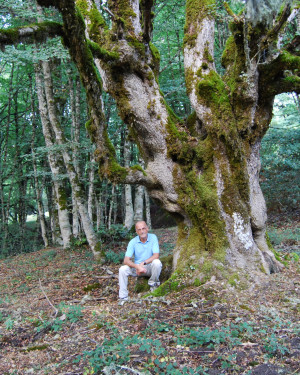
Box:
[135,220,147,228]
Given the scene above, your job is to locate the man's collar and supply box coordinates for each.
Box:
[138,234,149,243]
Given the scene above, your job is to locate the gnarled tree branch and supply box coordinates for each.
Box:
[123,167,157,188]
[260,3,291,50]
[268,74,300,95]
[259,50,300,96]
[0,21,63,48]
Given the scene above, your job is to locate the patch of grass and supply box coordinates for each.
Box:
[104,249,125,264]
[4,316,15,330]
[74,324,209,374]
[267,224,299,249]
[74,313,267,374]
[70,237,89,248]
[36,303,83,333]
[17,283,30,293]
[263,333,289,357]
[160,242,175,256]
[134,277,149,293]
[97,224,133,243]
[41,249,58,261]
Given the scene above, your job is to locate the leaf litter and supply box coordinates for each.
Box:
[0,224,299,375]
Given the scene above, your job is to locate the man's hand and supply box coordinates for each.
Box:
[136,263,147,276]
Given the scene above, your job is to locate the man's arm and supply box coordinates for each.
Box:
[123,256,147,275]
[142,234,160,266]
[143,252,159,265]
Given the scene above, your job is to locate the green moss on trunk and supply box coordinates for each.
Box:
[184,0,216,48]
[57,186,68,210]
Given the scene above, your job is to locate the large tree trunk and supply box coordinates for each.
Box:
[178,2,284,277]
[30,0,299,281]
[76,0,283,278]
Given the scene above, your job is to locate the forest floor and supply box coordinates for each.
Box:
[0,218,299,375]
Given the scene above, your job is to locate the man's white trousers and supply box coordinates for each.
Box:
[119,259,162,299]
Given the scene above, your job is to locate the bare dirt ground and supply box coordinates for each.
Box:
[0,225,299,375]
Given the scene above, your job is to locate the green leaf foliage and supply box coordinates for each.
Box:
[260,93,300,215]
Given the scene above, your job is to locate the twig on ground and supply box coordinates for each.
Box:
[78,327,97,334]
[39,278,58,317]
[98,275,118,279]
[85,334,100,345]
[116,365,145,375]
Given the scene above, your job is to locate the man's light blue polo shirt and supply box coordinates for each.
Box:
[125,233,159,264]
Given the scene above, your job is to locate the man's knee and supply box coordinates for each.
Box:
[152,259,162,269]
[119,265,130,275]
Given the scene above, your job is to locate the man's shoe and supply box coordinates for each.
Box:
[150,283,159,292]
[118,297,129,306]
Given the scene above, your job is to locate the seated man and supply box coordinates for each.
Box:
[119,221,162,303]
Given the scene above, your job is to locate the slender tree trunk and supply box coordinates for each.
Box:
[35,63,72,248]
[96,191,103,230]
[107,184,115,230]
[41,60,102,259]
[50,187,62,245]
[68,71,81,237]
[145,188,152,229]
[88,150,96,221]
[133,157,145,223]
[134,185,144,223]
[30,77,48,247]
[13,80,28,240]
[71,191,80,238]
[123,131,134,229]
[0,63,15,255]
[31,155,48,247]
[103,182,108,226]
[113,185,118,224]
[292,92,300,113]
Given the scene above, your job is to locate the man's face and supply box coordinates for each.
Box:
[135,221,148,241]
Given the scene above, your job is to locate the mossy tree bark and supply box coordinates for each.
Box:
[2,0,299,279]
[178,1,300,278]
